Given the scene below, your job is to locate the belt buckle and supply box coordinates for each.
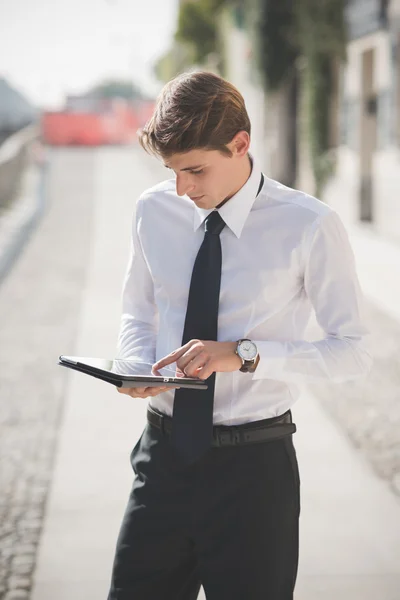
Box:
[216,426,241,447]
[214,430,228,447]
[231,426,241,445]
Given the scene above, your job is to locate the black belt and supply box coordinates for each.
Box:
[147,406,296,447]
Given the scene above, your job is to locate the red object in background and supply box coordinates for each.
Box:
[41,97,154,147]
[42,112,108,146]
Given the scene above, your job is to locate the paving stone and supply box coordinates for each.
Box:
[4,590,29,600]
[17,520,41,533]
[10,556,34,569]
[0,547,14,560]
[7,577,30,590]
[13,545,35,556]
[10,563,32,577]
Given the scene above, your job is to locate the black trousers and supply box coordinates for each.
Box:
[107,416,300,600]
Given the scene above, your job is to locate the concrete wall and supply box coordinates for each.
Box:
[320,28,400,241]
[0,125,39,208]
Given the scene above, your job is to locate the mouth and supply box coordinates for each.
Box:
[190,195,204,202]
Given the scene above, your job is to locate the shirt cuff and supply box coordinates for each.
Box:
[252,341,286,380]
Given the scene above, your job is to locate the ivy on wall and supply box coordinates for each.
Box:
[251,0,346,194]
[295,0,347,195]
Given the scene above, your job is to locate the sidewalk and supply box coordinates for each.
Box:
[348,223,400,323]
[31,149,400,600]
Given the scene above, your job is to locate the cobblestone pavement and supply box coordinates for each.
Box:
[0,148,98,599]
[1,146,400,598]
[308,299,400,497]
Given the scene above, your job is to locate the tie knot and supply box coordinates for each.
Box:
[204,211,225,235]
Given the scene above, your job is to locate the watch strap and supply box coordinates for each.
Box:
[239,358,258,373]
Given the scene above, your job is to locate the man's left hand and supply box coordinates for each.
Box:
[152,340,242,380]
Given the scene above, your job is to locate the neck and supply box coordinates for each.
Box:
[216,154,252,210]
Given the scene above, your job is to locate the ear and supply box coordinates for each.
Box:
[228,131,250,157]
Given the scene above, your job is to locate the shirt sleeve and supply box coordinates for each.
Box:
[252,210,373,384]
[116,195,158,364]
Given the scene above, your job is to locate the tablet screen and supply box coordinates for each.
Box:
[60,356,193,381]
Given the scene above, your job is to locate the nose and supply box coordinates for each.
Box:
[176,173,195,197]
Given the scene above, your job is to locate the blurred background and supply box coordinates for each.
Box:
[1,1,400,599]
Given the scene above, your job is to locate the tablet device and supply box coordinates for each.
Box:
[58,356,208,390]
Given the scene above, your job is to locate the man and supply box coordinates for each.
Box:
[107,71,372,599]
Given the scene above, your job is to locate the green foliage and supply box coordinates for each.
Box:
[304,53,337,196]
[154,42,196,83]
[296,0,346,194]
[295,0,347,58]
[175,0,237,64]
[249,0,346,193]
[255,0,299,91]
[176,2,216,63]
[155,1,236,83]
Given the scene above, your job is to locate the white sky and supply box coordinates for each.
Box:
[0,0,179,108]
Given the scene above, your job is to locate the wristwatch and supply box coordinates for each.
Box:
[235,339,259,373]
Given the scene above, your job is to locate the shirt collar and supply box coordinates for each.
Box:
[192,154,263,238]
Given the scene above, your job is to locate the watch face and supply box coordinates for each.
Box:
[238,340,257,361]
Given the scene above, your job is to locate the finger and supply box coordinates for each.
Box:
[136,386,171,398]
[116,387,132,395]
[180,351,208,376]
[178,347,207,373]
[124,386,150,398]
[152,354,179,370]
[194,360,213,380]
[119,385,174,399]
[149,386,171,396]
[175,367,186,378]
[153,342,194,371]
[128,389,147,398]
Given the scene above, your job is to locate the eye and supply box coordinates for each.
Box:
[190,169,204,175]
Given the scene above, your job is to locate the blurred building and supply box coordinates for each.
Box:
[316,0,400,240]
[220,1,400,242]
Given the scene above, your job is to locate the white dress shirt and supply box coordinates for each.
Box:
[117,156,372,425]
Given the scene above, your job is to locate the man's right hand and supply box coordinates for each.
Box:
[116,385,178,399]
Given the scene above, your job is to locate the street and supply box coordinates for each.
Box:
[1,146,400,600]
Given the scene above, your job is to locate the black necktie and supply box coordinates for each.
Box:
[171,173,265,463]
[171,210,225,463]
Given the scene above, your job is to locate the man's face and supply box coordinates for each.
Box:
[163,140,249,210]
